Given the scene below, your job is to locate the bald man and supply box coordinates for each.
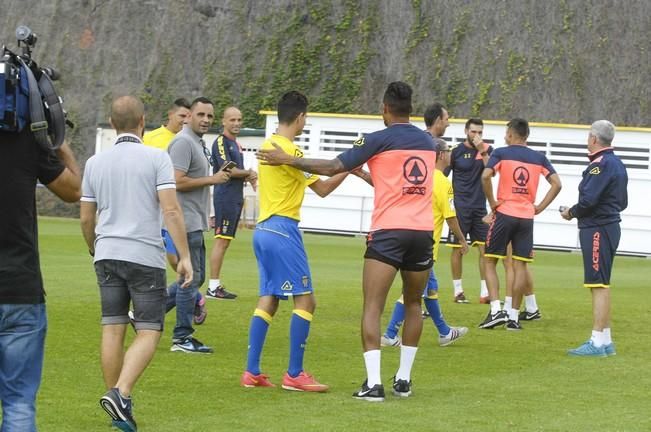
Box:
[81,95,193,430]
[206,106,258,299]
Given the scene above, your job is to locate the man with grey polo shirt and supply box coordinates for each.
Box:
[166,96,231,354]
[80,96,193,431]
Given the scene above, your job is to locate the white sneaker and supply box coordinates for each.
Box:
[380,334,401,347]
[438,326,468,347]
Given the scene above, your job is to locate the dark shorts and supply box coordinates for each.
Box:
[579,223,620,288]
[94,259,167,331]
[485,212,534,262]
[161,229,177,256]
[214,201,243,239]
[365,229,433,271]
[448,207,488,246]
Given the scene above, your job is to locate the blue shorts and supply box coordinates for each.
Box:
[161,229,177,256]
[448,207,489,246]
[485,212,534,262]
[214,200,243,239]
[253,216,313,299]
[365,229,433,271]
[579,223,620,288]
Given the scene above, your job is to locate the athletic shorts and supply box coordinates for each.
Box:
[253,216,313,299]
[448,207,488,246]
[579,223,620,288]
[94,259,167,331]
[161,229,177,256]
[365,229,433,272]
[214,201,243,239]
[485,212,534,262]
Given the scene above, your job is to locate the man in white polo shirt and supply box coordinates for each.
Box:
[80,95,193,431]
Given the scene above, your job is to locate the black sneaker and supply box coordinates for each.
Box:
[519,309,541,321]
[392,376,412,397]
[99,388,137,432]
[206,285,237,300]
[171,337,214,354]
[478,310,508,329]
[506,320,523,331]
[352,380,385,402]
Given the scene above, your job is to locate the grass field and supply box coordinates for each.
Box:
[23,217,651,431]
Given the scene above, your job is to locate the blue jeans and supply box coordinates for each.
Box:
[0,303,47,432]
[166,230,205,341]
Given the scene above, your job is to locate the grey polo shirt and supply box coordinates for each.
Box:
[81,133,176,269]
[168,126,211,232]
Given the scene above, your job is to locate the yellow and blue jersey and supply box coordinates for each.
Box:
[432,169,456,261]
[257,134,319,223]
[143,126,176,151]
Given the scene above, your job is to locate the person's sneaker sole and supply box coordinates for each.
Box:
[170,344,213,354]
[99,393,135,432]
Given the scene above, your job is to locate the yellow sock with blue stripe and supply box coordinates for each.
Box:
[288,309,312,378]
[385,300,405,339]
[246,309,272,375]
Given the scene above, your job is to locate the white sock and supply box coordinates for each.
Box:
[525,294,538,312]
[603,328,612,344]
[363,350,382,387]
[209,279,221,290]
[453,279,463,296]
[508,308,519,322]
[396,345,418,381]
[490,300,501,315]
[503,296,512,311]
[590,330,605,347]
[480,280,488,297]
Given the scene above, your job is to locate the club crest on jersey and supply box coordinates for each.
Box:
[512,166,530,195]
[589,167,601,175]
[281,281,293,291]
[402,156,428,195]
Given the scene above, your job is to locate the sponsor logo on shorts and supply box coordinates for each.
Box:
[281,281,293,291]
[592,231,600,272]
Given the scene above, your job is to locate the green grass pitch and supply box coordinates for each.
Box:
[25,217,651,431]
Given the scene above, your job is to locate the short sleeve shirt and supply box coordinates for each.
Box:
[337,123,436,231]
[211,134,245,203]
[449,142,492,209]
[257,134,319,223]
[486,144,556,219]
[168,126,211,232]
[81,134,176,269]
[0,127,64,303]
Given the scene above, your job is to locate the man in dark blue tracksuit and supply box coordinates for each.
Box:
[561,120,628,357]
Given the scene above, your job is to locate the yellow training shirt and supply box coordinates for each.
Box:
[143,126,176,151]
[257,134,319,223]
[433,169,456,261]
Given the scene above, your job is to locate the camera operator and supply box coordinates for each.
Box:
[0,109,81,428]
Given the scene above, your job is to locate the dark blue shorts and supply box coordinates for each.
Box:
[253,216,313,299]
[579,223,620,288]
[214,200,243,239]
[365,229,433,272]
[485,212,534,262]
[448,207,489,246]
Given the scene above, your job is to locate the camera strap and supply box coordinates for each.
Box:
[16,56,50,149]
